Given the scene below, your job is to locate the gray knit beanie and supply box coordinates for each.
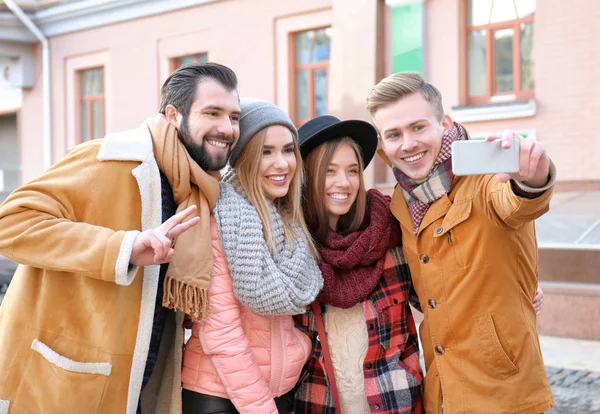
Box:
[229,98,297,167]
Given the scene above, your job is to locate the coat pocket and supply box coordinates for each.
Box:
[475,314,519,379]
[376,293,410,351]
[12,339,111,413]
[432,199,474,273]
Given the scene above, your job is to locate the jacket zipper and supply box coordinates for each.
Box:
[271,317,285,396]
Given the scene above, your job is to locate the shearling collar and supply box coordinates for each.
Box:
[97,121,154,163]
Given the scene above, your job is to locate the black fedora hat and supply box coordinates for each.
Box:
[297,115,378,167]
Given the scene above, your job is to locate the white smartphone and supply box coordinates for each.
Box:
[451,138,520,176]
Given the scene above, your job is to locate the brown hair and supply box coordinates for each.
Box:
[235,126,318,257]
[303,137,367,244]
[366,72,444,120]
[159,62,237,116]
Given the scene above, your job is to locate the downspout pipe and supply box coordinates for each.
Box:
[5,0,52,170]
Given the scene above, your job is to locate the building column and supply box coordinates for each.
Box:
[328,0,381,190]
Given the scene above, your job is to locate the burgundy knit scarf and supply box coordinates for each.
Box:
[317,189,401,309]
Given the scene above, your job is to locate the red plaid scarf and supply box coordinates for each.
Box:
[393,122,466,231]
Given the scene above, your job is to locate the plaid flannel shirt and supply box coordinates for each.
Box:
[294,245,424,413]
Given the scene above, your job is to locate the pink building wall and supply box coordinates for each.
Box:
[16,0,600,189]
[19,44,44,184]
[21,0,349,180]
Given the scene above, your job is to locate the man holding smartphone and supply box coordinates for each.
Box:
[367,72,556,413]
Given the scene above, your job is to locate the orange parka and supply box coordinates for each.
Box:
[387,151,556,414]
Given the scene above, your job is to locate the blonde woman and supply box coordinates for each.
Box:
[181,99,322,414]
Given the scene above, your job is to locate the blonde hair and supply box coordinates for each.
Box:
[234,126,318,257]
[366,72,444,120]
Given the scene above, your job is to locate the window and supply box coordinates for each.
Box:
[78,67,105,142]
[466,0,535,104]
[292,27,331,125]
[172,53,208,71]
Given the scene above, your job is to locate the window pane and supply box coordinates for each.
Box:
[80,100,89,141]
[92,100,102,139]
[494,28,514,93]
[516,0,536,18]
[177,55,196,67]
[89,68,102,95]
[197,53,208,63]
[521,23,535,91]
[80,68,104,97]
[490,0,517,23]
[295,31,314,65]
[312,28,331,62]
[468,0,492,26]
[314,69,327,116]
[295,70,309,122]
[80,70,90,96]
[96,69,105,95]
[468,30,487,97]
[391,3,424,74]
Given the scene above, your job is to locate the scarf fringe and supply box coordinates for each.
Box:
[162,276,209,322]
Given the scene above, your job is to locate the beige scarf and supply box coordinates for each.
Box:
[147,114,220,321]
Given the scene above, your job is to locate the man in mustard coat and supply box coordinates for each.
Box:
[367,72,555,414]
[0,62,241,413]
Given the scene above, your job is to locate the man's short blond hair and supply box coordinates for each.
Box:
[366,72,444,121]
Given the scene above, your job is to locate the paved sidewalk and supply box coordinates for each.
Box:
[0,256,16,286]
[541,336,600,413]
[541,335,600,372]
[546,367,600,413]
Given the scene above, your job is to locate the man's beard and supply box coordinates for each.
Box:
[178,116,233,171]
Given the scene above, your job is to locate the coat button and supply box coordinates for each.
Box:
[436,227,443,234]
[435,344,445,355]
[316,335,320,341]
[420,254,429,264]
[366,363,372,369]
[374,404,381,410]
[428,298,437,309]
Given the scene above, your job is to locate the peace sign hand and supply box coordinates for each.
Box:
[129,205,200,267]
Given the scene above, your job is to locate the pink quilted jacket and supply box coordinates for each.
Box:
[181,218,312,413]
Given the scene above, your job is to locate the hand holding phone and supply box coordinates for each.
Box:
[486,130,550,187]
[451,138,520,176]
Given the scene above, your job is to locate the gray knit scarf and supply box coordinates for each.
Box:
[213,173,323,315]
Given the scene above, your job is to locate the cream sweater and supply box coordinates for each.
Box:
[325,304,370,414]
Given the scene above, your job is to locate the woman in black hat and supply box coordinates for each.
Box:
[293,115,424,413]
